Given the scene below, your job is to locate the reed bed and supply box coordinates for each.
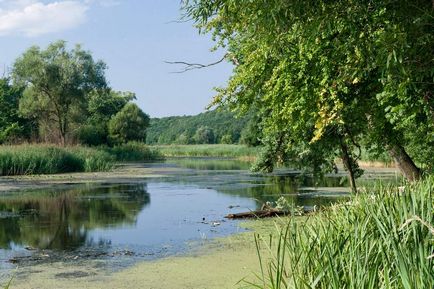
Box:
[0,143,163,176]
[0,145,113,175]
[105,141,164,162]
[251,177,434,289]
[153,144,259,159]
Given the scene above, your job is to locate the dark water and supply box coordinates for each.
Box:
[0,158,401,270]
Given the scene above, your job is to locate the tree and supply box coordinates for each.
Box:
[108,103,150,144]
[0,78,35,143]
[12,41,108,145]
[78,90,136,146]
[193,126,215,144]
[183,0,433,189]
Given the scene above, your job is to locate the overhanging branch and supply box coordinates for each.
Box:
[165,53,238,73]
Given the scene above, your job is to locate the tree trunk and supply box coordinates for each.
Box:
[340,139,358,194]
[387,144,421,182]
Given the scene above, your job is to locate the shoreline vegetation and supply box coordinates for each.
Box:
[0,143,397,177]
[0,142,163,176]
[153,144,259,160]
[252,177,434,289]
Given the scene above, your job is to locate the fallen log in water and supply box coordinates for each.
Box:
[224,209,288,219]
[225,206,317,219]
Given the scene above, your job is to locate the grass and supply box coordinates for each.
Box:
[104,141,163,162]
[0,142,163,176]
[0,145,113,175]
[251,177,434,289]
[152,144,259,159]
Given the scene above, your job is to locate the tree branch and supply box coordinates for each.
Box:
[165,53,238,73]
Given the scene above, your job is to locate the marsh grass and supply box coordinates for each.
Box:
[153,144,259,159]
[0,145,113,175]
[105,142,164,162]
[251,177,434,289]
[0,143,162,176]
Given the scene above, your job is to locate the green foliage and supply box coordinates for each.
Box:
[12,40,108,144]
[0,145,113,176]
[105,142,163,162]
[146,109,252,145]
[253,177,434,288]
[183,0,434,179]
[108,103,150,144]
[193,126,215,144]
[77,90,135,146]
[220,134,233,144]
[153,144,258,158]
[0,143,163,176]
[0,78,35,143]
[240,114,262,147]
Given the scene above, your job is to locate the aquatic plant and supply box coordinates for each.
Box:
[153,144,258,159]
[251,177,434,288]
[105,141,163,162]
[0,145,114,175]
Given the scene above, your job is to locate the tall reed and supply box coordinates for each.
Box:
[105,141,164,162]
[153,144,259,159]
[0,145,114,176]
[252,177,434,289]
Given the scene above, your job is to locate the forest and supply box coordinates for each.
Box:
[146,109,260,145]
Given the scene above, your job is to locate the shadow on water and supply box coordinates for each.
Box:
[0,184,149,251]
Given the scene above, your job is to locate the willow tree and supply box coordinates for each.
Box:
[12,41,108,145]
[183,0,433,189]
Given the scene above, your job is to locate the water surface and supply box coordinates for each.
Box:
[0,158,401,271]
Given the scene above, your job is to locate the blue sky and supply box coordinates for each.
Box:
[0,0,232,117]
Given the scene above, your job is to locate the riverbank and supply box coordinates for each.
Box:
[153,144,259,160]
[7,219,279,289]
[0,143,162,176]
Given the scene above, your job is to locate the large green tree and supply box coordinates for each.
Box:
[12,41,108,145]
[108,103,150,144]
[183,0,433,189]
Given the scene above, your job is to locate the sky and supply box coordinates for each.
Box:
[0,0,233,117]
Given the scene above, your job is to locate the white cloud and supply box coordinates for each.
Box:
[85,0,120,7]
[0,1,88,37]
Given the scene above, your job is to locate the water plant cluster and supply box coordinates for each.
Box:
[252,177,434,289]
[0,142,162,176]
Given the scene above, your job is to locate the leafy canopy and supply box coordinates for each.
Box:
[183,0,434,174]
[108,103,150,144]
[12,40,108,144]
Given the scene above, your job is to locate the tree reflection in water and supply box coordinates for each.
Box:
[0,183,149,250]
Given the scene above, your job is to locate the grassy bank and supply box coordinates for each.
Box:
[152,144,259,160]
[253,177,434,288]
[0,143,163,176]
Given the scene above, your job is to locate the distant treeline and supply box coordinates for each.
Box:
[146,110,261,146]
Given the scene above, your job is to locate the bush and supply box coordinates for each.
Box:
[108,103,150,144]
[105,142,163,162]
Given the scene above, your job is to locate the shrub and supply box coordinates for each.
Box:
[106,142,163,162]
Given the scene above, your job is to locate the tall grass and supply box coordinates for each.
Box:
[252,177,434,289]
[105,141,164,162]
[153,144,259,159]
[0,145,114,175]
[0,143,163,176]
